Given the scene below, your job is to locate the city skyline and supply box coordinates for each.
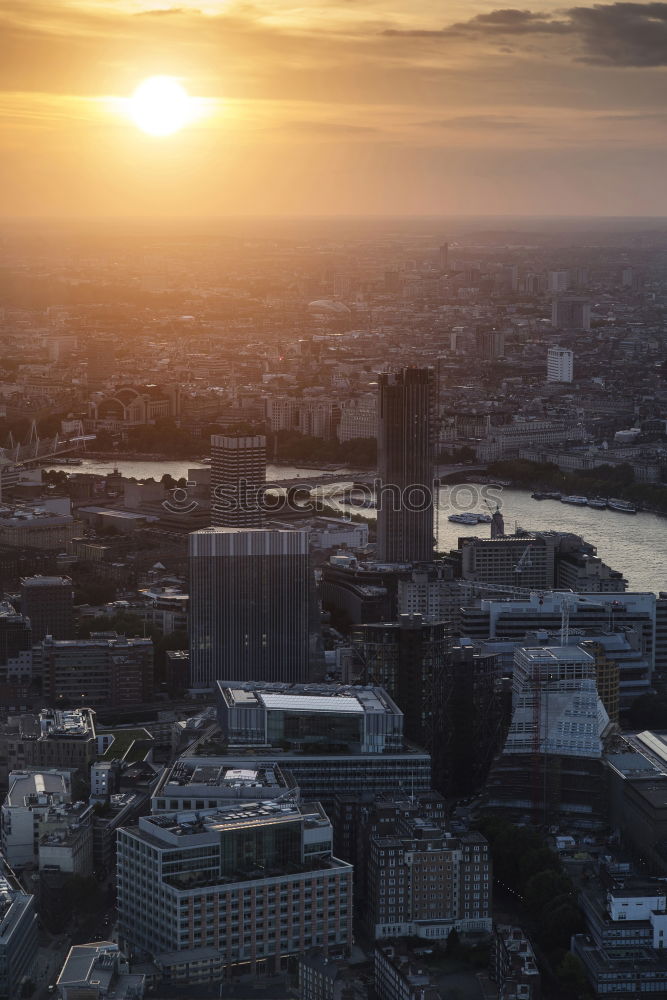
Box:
[3,1,667,217]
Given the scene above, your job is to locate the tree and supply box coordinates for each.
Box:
[557,952,592,997]
[524,870,572,919]
[445,928,460,956]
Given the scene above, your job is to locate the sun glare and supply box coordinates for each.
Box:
[129,76,193,136]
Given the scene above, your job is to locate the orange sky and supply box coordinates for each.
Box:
[2,1,667,217]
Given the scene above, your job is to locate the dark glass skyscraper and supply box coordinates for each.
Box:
[377,367,436,563]
[189,528,311,687]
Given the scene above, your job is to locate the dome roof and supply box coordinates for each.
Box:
[307,299,351,315]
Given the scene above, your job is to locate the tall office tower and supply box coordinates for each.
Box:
[551,296,591,331]
[377,367,436,563]
[189,528,310,687]
[20,575,73,642]
[438,242,449,271]
[546,346,574,383]
[210,434,266,528]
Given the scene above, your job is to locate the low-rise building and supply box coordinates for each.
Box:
[56,941,144,1000]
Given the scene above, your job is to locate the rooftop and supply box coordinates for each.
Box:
[220,682,401,717]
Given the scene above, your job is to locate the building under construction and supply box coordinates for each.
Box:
[483,645,614,830]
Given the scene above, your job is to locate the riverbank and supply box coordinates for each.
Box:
[488,460,667,516]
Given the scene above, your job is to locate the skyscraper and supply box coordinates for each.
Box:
[189,528,311,687]
[377,367,436,563]
[211,434,266,528]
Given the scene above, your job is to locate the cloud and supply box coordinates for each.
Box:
[383,3,667,68]
[418,114,543,130]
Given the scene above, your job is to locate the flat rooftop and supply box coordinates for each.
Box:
[162,759,290,791]
[221,682,400,716]
[144,799,328,837]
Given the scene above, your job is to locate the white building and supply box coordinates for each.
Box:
[337,398,377,443]
[547,346,574,383]
[1,769,93,870]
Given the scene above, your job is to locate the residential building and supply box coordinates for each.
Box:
[546,346,573,384]
[492,925,541,1000]
[117,800,353,984]
[374,945,440,1000]
[368,820,492,940]
[188,528,311,687]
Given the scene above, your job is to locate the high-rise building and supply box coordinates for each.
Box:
[117,800,353,984]
[551,296,591,331]
[546,346,574,383]
[211,434,266,528]
[377,368,436,563]
[20,575,73,642]
[438,243,449,272]
[189,528,310,687]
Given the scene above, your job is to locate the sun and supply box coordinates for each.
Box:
[129,76,194,136]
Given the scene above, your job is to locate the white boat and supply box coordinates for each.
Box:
[608,498,637,514]
[560,495,588,506]
[448,513,480,524]
[587,498,607,510]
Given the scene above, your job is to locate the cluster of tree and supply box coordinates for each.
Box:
[489,458,667,514]
[274,430,376,467]
[476,817,591,998]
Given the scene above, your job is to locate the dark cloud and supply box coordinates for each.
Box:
[383,3,667,68]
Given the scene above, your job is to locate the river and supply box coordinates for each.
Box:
[42,460,667,594]
[327,484,667,595]
[42,458,333,482]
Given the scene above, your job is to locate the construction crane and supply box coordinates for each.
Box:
[513,545,533,576]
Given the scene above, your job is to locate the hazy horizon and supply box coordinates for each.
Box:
[3,1,667,218]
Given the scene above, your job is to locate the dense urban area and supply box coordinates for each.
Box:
[0,217,667,999]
